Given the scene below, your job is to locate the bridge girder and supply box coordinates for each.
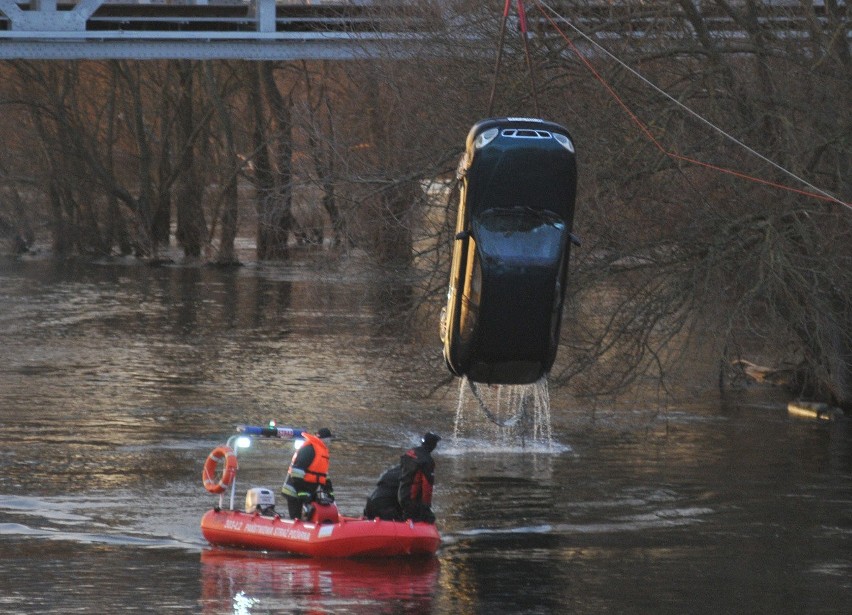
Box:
[0,0,438,61]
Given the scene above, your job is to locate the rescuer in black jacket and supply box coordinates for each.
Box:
[397,432,441,524]
[363,464,404,521]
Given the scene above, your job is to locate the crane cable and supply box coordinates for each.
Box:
[532,0,851,212]
[467,378,529,428]
[487,0,541,117]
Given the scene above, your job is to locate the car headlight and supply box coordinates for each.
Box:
[552,133,575,153]
[475,128,499,149]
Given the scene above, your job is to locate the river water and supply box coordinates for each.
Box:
[0,255,850,614]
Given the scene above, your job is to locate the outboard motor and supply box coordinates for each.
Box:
[245,487,276,516]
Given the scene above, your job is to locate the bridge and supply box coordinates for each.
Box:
[0,0,443,60]
[0,1,847,61]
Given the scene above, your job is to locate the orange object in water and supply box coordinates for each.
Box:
[202,446,238,494]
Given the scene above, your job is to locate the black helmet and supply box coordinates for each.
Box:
[421,432,441,451]
[316,427,334,440]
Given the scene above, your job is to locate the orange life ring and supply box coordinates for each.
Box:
[203,446,237,494]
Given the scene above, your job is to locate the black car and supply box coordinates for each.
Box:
[440,118,578,385]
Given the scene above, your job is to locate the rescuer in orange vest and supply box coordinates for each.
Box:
[281,427,334,520]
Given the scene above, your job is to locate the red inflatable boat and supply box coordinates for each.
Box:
[201,507,440,558]
[200,424,441,558]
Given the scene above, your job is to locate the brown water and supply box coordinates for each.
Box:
[0,255,850,614]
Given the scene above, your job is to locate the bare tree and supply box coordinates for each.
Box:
[173,61,208,258]
[530,1,851,409]
[202,62,242,266]
[260,62,296,258]
[298,61,346,248]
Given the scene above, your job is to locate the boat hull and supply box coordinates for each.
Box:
[201,509,440,558]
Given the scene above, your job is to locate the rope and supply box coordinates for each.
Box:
[517,0,541,116]
[467,378,529,428]
[486,0,511,117]
[533,0,851,212]
[487,0,541,117]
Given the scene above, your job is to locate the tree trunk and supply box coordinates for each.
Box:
[174,61,207,258]
[302,62,346,248]
[261,61,294,259]
[365,72,413,264]
[104,63,132,255]
[203,62,240,266]
[249,64,274,260]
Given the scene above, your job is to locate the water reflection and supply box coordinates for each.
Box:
[199,550,439,614]
[1,257,851,615]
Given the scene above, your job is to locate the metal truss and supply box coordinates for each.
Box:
[0,1,435,60]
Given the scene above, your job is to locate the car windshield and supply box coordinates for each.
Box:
[473,208,565,265]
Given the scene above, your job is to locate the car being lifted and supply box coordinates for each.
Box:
[440,117,578,385]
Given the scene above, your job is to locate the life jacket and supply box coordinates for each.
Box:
[401,447,434,505]
[411,469,433,505]
[299,432,330,485]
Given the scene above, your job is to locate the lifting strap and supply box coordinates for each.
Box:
[487,0,541,117]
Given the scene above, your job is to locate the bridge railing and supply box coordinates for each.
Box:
[0,0,444,60]
[0,1,847,60]
[0,1,438,34]
[530,1,848,41]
